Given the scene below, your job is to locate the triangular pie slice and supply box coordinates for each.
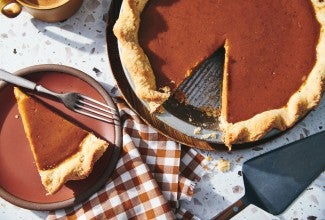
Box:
[14,87,109,194]
[113,0,325,148]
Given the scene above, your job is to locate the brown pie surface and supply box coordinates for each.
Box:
[113,0,325,148]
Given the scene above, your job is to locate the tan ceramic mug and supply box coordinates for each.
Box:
[0,0,83,22]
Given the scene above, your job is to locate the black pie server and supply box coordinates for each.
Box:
[212,130,325,220]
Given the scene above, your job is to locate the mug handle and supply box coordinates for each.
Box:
[0,0,22,18]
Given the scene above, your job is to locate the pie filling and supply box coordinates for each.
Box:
[138,0,320,123]
[15,89,89,170]
[19,95,89,170]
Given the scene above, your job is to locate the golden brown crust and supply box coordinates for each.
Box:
[39,134,108,195]
[114,0,325,148]
[14,87,109,194]
[113,0,170,112]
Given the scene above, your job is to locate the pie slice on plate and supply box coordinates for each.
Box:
[14,87,109,194]
[113,0,325,148]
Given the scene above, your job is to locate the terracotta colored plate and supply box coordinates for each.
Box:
[0,64,122,210]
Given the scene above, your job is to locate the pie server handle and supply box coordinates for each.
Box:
[211,197,249,220]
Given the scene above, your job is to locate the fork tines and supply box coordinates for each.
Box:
[74,94,120,125]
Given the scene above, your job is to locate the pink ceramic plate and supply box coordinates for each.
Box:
[0,64,122,210]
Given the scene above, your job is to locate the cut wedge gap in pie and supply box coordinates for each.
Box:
[113,0,325,148]
[163,48,225,130]
[14,87,109,195]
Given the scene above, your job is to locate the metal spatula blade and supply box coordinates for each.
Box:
[213,131,325,219]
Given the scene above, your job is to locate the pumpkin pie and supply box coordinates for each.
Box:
[14,87,109,194]
[113,0,325,148]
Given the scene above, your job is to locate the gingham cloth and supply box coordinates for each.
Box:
[48,100,206,219]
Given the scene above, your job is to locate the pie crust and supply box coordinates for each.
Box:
[113,0,325,148]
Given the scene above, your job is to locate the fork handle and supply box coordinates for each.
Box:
[0,69,37,90]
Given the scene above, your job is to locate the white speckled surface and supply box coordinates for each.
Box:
[0,1,324,219]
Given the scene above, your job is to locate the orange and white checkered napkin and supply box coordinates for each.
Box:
[48,100,206,219]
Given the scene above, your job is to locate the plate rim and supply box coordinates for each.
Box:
[0,64,122,211]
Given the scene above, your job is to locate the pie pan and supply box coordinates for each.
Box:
[106,0,285,150]
[0,64,122,210]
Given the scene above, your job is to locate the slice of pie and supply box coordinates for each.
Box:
[14,87,109,194]
[113,0,325,148]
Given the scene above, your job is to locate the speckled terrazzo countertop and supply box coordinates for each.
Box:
[0,1,324,219]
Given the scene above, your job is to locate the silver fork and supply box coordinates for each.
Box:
[0,69,120,125]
